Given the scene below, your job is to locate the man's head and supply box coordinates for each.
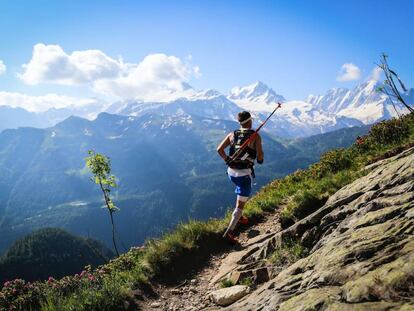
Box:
[238,111,252,128]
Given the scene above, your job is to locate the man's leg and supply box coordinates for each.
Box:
[224,175,252,240]
[224,195,248,236]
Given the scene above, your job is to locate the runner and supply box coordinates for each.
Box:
[216,111,264,243]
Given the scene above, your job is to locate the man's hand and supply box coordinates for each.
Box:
[257,158,264,164]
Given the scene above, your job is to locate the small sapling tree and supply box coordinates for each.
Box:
[85,150,120,256]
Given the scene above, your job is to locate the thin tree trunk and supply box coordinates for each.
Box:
[99,180,120,257]
[109,211,120,256]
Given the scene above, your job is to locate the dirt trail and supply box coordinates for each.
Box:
[138,210,282,310]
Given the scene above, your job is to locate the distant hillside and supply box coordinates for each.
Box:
[0,102,105,133]
[0,228,113,283]
[0,112,368,254]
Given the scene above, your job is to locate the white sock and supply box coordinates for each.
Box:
[226,208,243,233]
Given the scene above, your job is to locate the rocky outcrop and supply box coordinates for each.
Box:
[211,147,414,310]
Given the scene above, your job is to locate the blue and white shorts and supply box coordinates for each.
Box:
[228,174,252,202]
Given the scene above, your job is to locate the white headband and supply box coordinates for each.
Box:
[239,117,252,125]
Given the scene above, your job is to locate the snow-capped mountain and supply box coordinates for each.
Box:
[106,89,241,122]
[228,81,285,112]
[3,78,410,138]
[103,79,413,138]
[307,80,412,124]
[227,81,362,137]
[254,100,363,138]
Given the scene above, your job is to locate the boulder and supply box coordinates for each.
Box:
[209,285,250,306]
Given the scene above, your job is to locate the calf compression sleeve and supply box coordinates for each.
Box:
[227,208,243,232]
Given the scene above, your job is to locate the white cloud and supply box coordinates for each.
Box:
[19,44,200,101]
[93,53,199,101]
[19,43,124,85]
[0,60,6,75]
[370,66,383,81]
[0,91,102,113]
[336,63,361,82]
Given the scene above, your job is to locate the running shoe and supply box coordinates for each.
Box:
[238,215,249,225]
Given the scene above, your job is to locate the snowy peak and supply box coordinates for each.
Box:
[191,88,222,100]
[305,79,412,124]
[309,80,384,111]
[307,87,351,113]
[228,81,285,111]
[229,81,267,98]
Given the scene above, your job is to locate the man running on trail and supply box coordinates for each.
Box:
[217,111,264,243]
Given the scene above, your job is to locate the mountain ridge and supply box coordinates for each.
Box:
[2,79,412,138]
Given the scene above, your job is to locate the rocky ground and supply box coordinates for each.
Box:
[136,211,281,311]
[139,147,414,310]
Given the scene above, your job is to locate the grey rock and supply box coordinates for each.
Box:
[209,285,250,306]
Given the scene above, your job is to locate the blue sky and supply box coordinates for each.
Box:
[0,0,413,109]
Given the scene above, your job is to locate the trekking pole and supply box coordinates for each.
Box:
[227,103,282,165]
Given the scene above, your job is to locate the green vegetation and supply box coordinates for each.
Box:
[143,219,226,275]
[268,238,307,266]
[220,279,235,288]
[0,228,113,283]
[239,277,254,287]
[1,113,413,310]
[85,150,120,257]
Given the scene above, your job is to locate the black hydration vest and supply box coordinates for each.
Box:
[229,129,257,169]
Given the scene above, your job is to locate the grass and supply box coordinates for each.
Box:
[239,277,254,287]
[268,238,307,266]
[3,113,414,311]
[220,279,235,288]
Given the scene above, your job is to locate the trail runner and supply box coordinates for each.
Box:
[216,111,264,243]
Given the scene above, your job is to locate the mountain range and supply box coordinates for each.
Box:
[1,80,412,137]
[105,79,412,138]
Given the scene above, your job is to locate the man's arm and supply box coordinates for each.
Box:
[217,133,231,162]
[256,134,264,163]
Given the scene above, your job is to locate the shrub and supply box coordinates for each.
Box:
[369,117,410,146]
[317,148,354,176]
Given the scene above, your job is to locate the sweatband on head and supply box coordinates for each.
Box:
[239,117,252,125]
